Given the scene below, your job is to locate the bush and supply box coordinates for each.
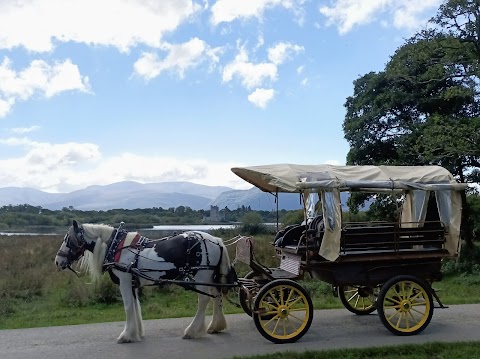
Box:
[442,243,480,275]
[90,275,121,304]
[240,212,269,235]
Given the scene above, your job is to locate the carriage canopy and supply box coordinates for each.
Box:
[231,164,466,192]
[231,164,466,261]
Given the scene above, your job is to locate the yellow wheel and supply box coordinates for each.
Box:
[253,279,313,344]
[377,275,433,335]
[338,285,378,315]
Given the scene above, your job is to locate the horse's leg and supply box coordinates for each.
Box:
[134,288,144,338]
[183,286,210,339]
[207,287,227,334]
[116,272,142,343]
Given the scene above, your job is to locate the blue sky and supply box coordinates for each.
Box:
[0,0,442,193]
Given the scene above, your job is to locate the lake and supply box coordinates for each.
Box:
[148,224,238,230]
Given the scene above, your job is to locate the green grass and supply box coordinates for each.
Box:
[0,234,479,330]
[233,342,480,359]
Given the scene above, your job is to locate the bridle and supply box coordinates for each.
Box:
[56,226,87,273]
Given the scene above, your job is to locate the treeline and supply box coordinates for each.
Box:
[0,204,296,231]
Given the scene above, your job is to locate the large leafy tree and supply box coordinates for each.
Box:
[343,0,480,245]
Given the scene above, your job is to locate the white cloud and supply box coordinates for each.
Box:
[0,137,249,192]
[223,42,303,107]
[248,88,275,108]
[0,57,90,118]
[268,42,304,65]
[0,97,15,118]
[0,0,201,52]
[222,47,277,89]
[133,38,221,80]
[11,126,40,134]
[319,0,441,34]
[211,0,299,25]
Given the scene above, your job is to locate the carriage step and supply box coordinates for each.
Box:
[269,268,300,280]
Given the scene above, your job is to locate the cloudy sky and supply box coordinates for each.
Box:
[0,0,442,193]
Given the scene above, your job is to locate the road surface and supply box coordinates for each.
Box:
[1,304,479,359]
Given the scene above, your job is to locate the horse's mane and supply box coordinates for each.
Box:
[79,223,113,281]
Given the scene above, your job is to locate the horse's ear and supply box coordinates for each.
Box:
[73,220,79,231]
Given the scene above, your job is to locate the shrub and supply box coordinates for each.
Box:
[90,275,121,304]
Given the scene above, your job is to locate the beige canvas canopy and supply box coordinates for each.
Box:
[231,164,466,193]
[232,164,465,261]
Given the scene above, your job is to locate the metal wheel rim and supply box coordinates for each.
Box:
[382,280,431,333]
[256,284,311,340]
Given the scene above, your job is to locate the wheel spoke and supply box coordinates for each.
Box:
[288,312,306,322]
[396,312,402,327]
[263,310,279,315]
[347,292,359,303]
[271,316,281,335]
[262,314,280,328]
[285,317,298,332]
[385,295,401,304]
[287,296,303,308]
[354,295,360,308]
[392,287,402,300]
[411,301,427,307]
[266,290,281,307]
[407,310,418,326]
[290,306,307,312]
[400,282,406,299]
[387,310,400,321]
[285,288,294,304]
[403,312,410,329]
[407,282,414,299]
[411,307,427,315]
[384,304,400,309]
[410,290,424,301]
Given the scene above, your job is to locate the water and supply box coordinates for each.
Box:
[0,232,59,236]
[148,224,238,231]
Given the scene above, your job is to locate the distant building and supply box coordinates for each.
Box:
[202,205,222,223]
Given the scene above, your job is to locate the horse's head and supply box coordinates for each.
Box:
[55,220,92,270]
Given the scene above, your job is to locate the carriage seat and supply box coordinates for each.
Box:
[273,224,305,247]
[340,221,446,255]
[276,216,324,257]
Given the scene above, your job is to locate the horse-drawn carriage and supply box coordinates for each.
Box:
[55,164,466,345]
[230,164,466,343]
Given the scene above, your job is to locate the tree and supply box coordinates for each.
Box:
[343,0,480,246]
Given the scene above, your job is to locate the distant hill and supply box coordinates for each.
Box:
[210,187,303,211]
[0,182,231,211]
[0,181,368,211]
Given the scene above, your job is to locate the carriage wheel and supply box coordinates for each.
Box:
[338,285,378,315]
[377,275,433,336]
[253,279,313,344]
[239,271,257,317]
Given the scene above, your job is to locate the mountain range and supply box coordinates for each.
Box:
[0,181,305,211]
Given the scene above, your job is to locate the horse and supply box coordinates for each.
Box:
[54,220,235,343]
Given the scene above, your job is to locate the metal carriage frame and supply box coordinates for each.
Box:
[229,164,467,343]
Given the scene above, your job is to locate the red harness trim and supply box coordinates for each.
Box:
[114,233,141,262]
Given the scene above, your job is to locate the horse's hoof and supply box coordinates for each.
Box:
[182,334,193,339]
[117,336,138,344]
[207,327,226,334]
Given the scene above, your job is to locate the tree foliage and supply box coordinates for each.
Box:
[343,0,480,243]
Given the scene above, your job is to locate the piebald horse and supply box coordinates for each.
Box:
[55,220,234,343]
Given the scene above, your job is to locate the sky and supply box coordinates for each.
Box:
[0,0,443,193]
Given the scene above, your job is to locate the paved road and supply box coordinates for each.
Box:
[1,304,479,359]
